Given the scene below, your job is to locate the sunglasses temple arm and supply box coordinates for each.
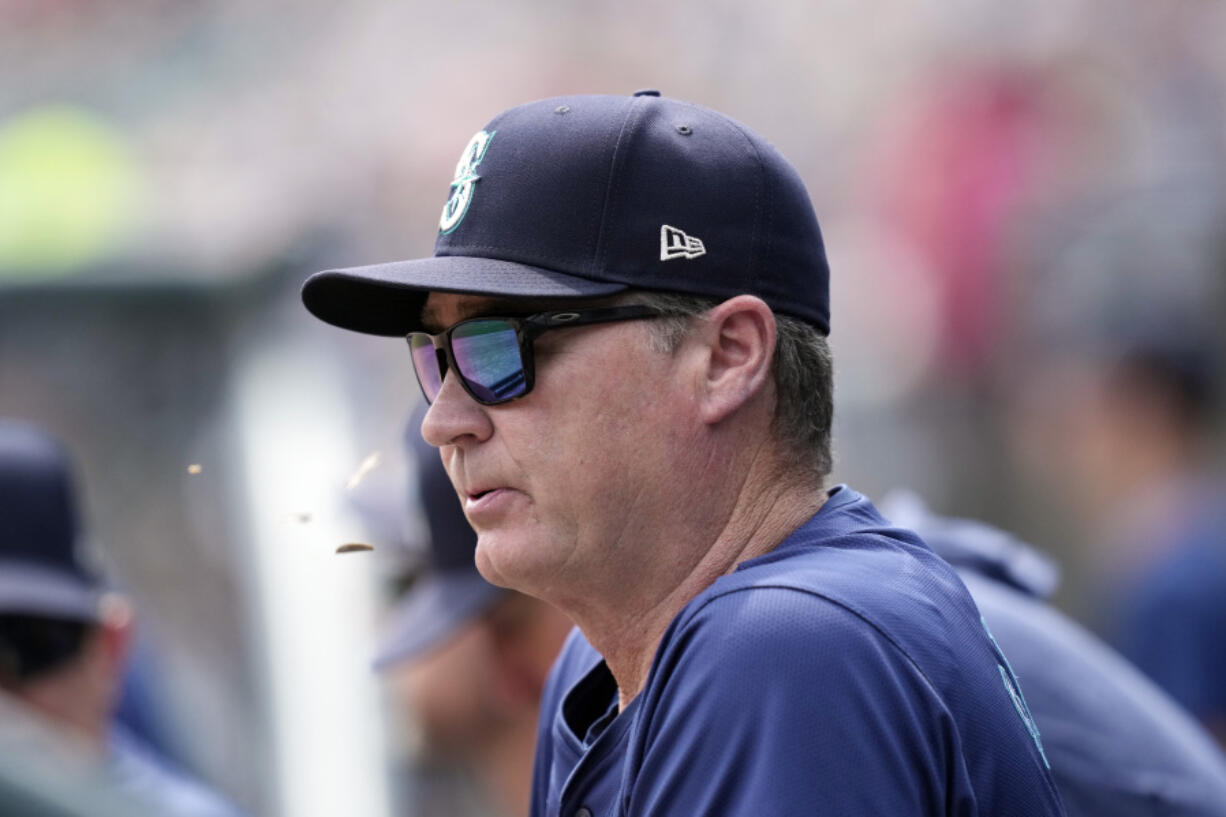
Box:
[522,305,666,334]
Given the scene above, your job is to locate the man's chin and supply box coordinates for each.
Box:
[472,537,515,588]
[474,534,553,594]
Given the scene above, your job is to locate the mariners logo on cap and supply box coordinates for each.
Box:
[439,130,495,234]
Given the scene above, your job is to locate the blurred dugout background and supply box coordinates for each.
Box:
[2,1,1225,815]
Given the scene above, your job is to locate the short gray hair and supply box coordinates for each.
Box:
[622,290,834,480]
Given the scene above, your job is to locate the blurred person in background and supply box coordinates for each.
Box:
[1016,333,1226,745]
[1083,340,1225,743]
[372,411,571,817]
[1,689,164,817]
[883,491,1226,817]
[0,418,247,817]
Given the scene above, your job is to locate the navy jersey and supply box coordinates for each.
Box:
[530,487,1065,817]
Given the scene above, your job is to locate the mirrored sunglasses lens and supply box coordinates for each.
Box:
[451,320,527,403]
[408,334,443,402]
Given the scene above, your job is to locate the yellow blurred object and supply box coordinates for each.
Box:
[0,106,143,278]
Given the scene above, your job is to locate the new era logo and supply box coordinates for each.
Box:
[660,225,706,261]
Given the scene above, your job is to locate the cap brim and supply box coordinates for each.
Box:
[0,562,101,621]
[302,255,628,337]
[372,571,507,670]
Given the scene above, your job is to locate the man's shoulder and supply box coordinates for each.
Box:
[631,567,1064,817]
[681,571,922,661]
[657,506,1034,738]
[695,498,980,661]
[656,581,945,721]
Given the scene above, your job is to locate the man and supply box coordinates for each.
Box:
[0,418,245,817]
[303,91,1064,815]
[883,491,1226,817]
[373,412,571,817]
[1087,342,1224,742]
[1010,334,1226,745]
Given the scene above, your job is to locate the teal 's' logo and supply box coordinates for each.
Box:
[439,130,495,234]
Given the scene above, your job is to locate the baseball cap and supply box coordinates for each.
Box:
[0,419,102,621]
[372,413,505,670]
[302,90,830,336]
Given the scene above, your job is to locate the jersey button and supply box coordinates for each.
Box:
[576,809,593,817]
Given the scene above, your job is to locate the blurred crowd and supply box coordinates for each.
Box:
[2,0,1226,815]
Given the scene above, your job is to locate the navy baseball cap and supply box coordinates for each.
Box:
[0,419,102,621]
[302,91,830,336]
[372,414,505,670]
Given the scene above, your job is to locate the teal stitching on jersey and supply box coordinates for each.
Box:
[982,616,1050,769]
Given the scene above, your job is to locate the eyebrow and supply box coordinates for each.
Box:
[419,295,619,332]
[419,298,499,333]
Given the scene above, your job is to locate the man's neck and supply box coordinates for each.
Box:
[572,463,826,711]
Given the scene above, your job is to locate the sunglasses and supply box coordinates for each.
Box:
[407,304,670,406]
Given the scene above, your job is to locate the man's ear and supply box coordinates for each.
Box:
[693,295,777,425]
[95,594,134,683]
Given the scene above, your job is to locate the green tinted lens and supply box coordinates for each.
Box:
[450,319,527,403]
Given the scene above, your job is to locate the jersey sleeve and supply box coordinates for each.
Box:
[624,587,966,817]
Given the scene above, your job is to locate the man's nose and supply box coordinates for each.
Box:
[420,369,493,448]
